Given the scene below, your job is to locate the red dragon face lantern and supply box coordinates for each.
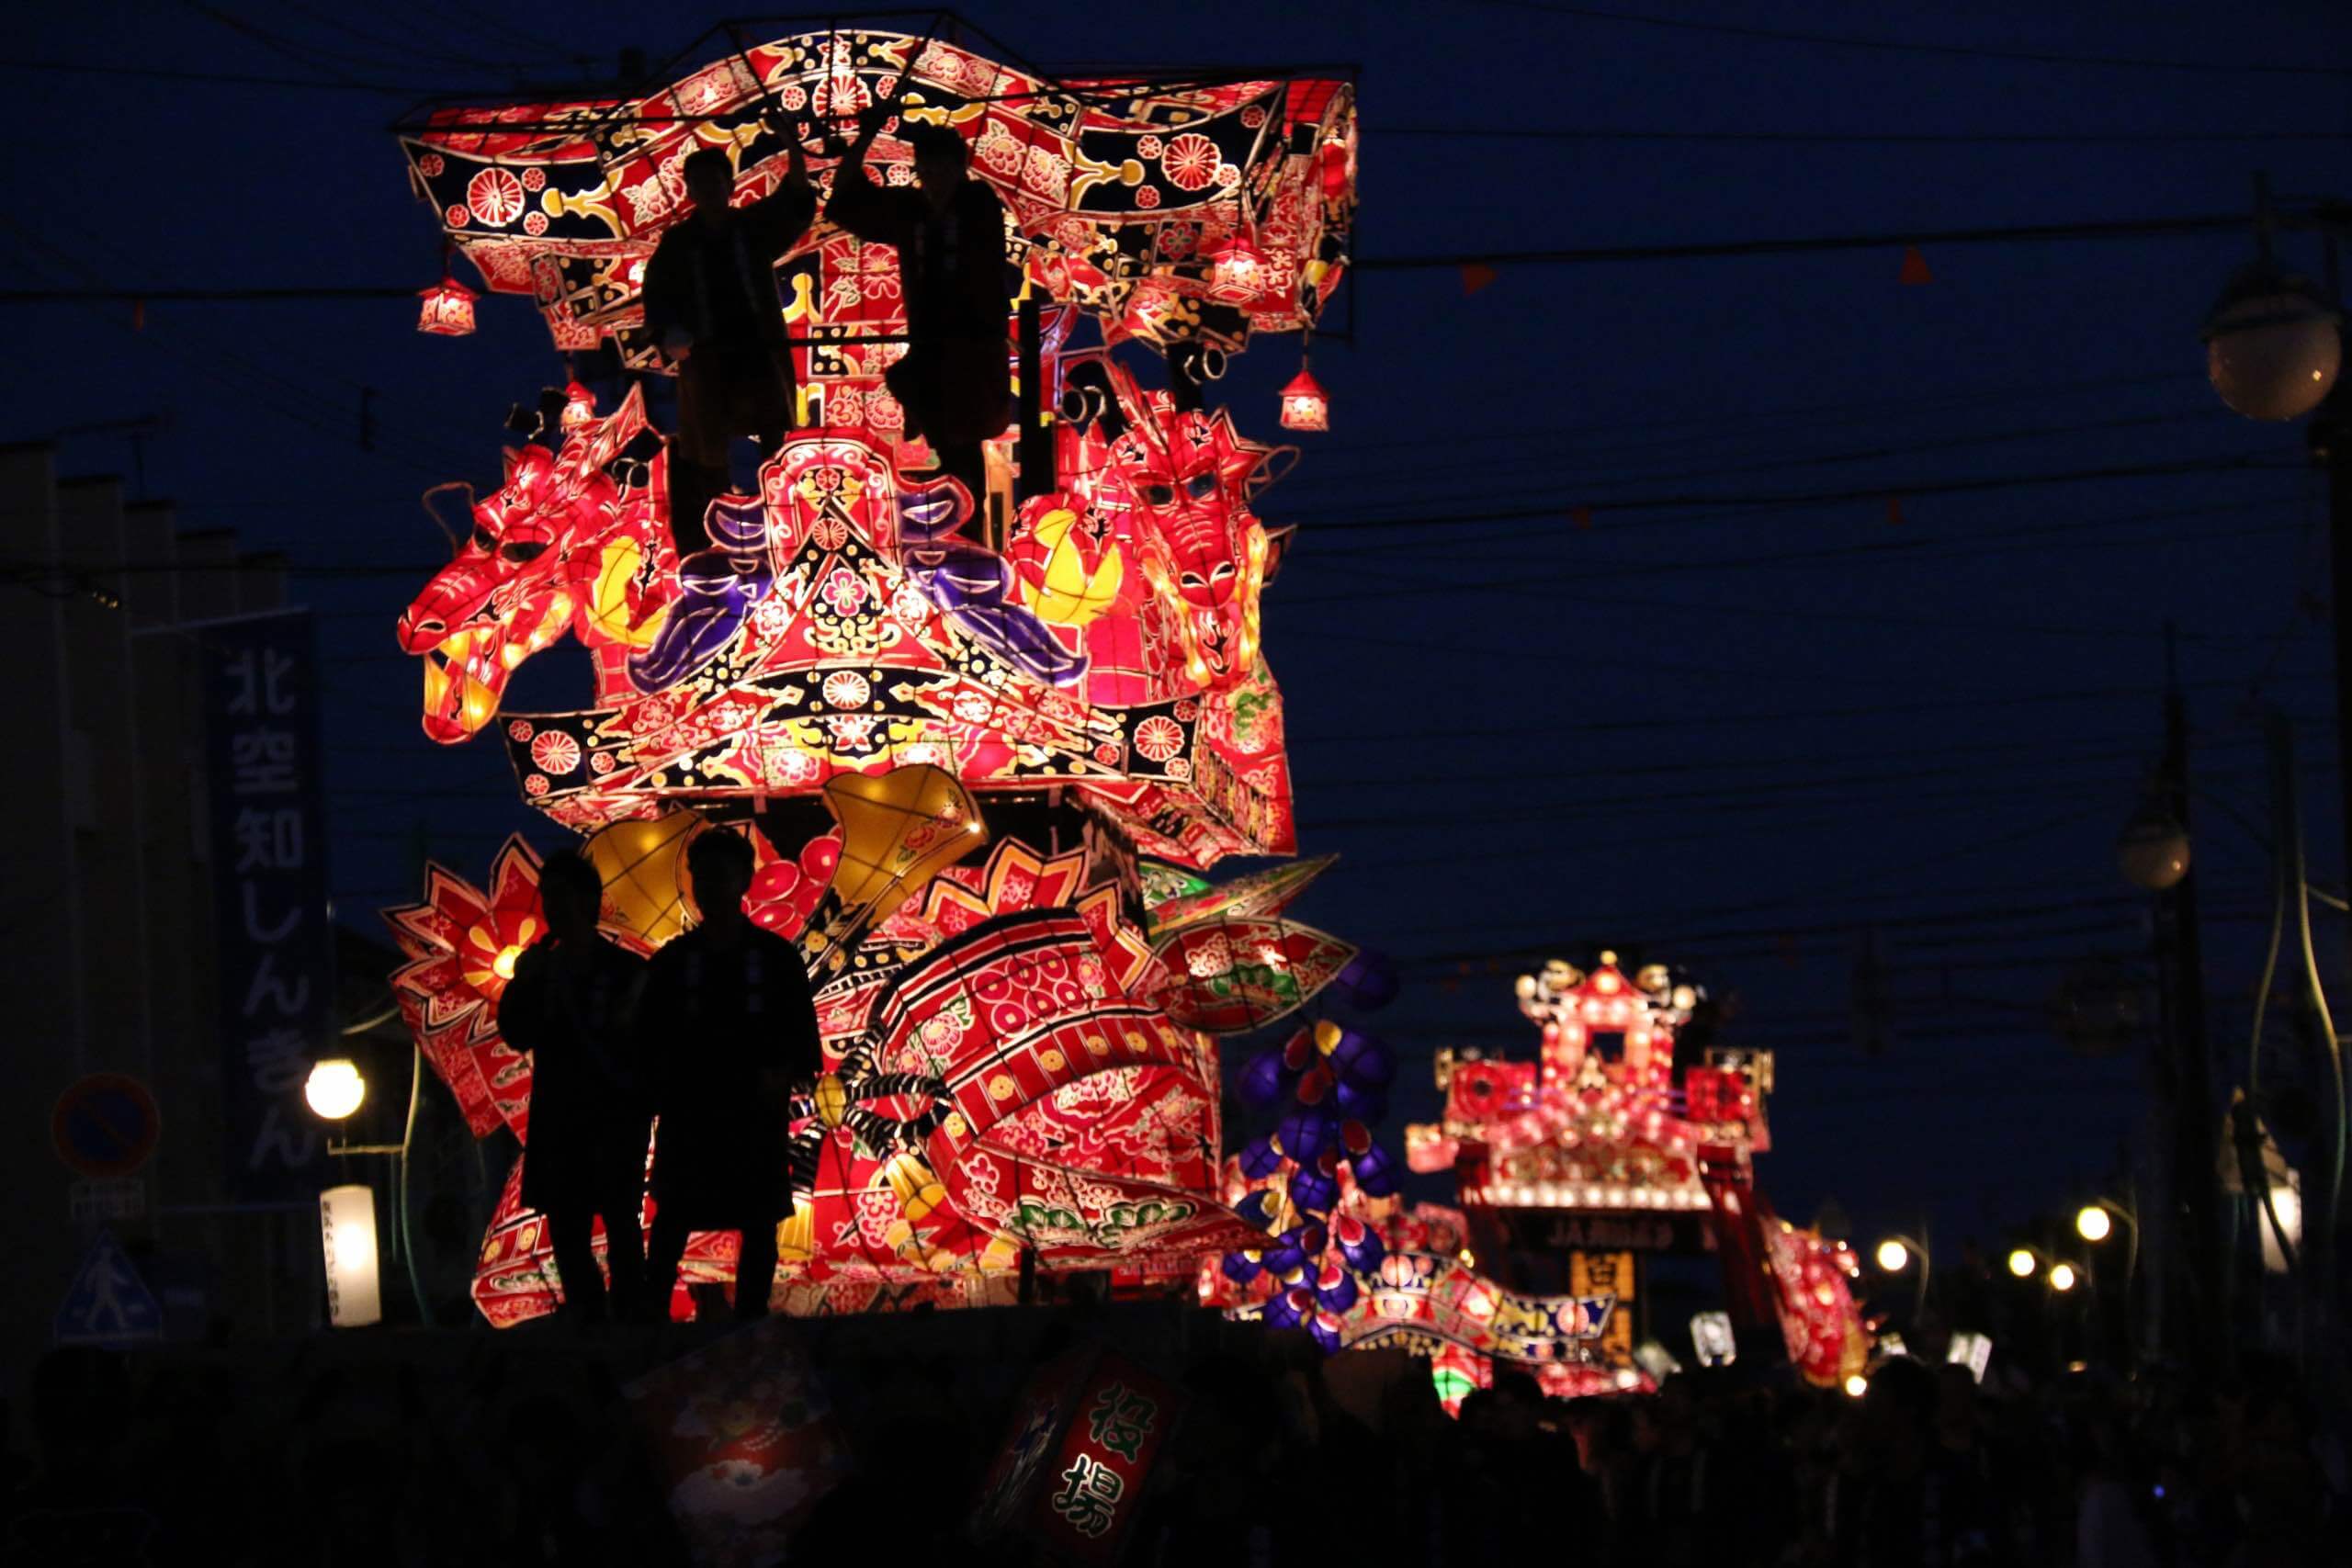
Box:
[396,387,672,742]
[1102,396,1286,692]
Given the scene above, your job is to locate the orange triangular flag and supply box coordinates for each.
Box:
[1887,495,1905,525]
[1460,262,1498,297]
[1899,246,1933,285]
[1570,504,1594,530]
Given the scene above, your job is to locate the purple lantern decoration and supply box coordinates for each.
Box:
[1240,1134,1285,1179]
[1328,1028,1395,1088]
[1334,1213,1385,1273]
[1315,1261,1359,1315]
[1282,1028,1317,1071]
[1234,1189,1279,1231]
[1306,1314,1342,1353]
[1334,1078,1388,1122]
[1222,1250,1264,1284]
[1336,949,1399,1010]
[1276,1106,1338,1164]
[1288,1166,1338,1215]
[1350,1143,1399,1198]
[1238,1049,1288,1111]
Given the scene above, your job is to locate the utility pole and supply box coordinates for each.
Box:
[2311,380,2349,1340]
[2150,629,2222,1364]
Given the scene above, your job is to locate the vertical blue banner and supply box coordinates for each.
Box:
[201,610,334,1198]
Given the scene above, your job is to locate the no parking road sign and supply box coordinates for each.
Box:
[52,1073,162,1179]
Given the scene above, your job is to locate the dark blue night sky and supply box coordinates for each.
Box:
[10,2,2349,1260]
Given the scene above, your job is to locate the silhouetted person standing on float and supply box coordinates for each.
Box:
[642,130,818,556]
[828,106,1012,504]
[639,829,820,1321]
[498,852,650,1323]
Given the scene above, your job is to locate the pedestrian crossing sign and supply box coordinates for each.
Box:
[54,1230,163,1346]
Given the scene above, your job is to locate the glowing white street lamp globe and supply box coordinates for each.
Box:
[2048,1261,2079,1292]
[1873,1238,1911,1273]
[2007,1247,2038,1279]
[2116,804,2190,892]
[305,1058,368,1121]
[2076,1203,2114,1243]
[2202,263,2342,423]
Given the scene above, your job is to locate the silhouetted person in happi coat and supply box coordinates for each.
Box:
[828,107,1013,503]
[641,131,818,556]
[639,829,820,1321]
[497,852,651,1323]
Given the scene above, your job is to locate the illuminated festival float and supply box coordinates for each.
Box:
[380,27,1381,1326]
[1354,956,1872,1406]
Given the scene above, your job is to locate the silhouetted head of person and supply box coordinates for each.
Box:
[904,124,968,202]
[1860,1355,1939,1468]
[537,852,604,944]
[682,148,736,220]
[685,829,756,925]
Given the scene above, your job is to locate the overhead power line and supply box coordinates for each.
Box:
[1476,1,2352,76]
[2,59,433,92]
[1354,212,2246,271]
[1385,124,2352,145]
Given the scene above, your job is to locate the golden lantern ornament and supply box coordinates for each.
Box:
[1279,365,1329,432]
[417,274,478,336]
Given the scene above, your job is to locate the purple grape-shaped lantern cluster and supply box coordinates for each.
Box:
[1223,1019,1400,1350]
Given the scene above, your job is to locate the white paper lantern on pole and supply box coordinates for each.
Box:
[319,1184,383,1328]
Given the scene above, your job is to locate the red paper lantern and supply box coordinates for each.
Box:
[1278,367,1329,432]
[417,275,478,336]
[1207,233,1272,308]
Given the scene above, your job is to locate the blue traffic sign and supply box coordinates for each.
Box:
[54,1231,163,1347]
[51,1073,161,1179]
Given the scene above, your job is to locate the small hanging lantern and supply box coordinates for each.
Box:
[560,379,597,429]
[1206,231,1272,308]
[1279,364,1329,432]
[416,274,477,336]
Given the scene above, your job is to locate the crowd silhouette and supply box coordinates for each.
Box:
[8,1328,2342,1565]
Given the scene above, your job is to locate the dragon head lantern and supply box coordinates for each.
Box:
[397,386,673,742]
[1070,366,1291,692]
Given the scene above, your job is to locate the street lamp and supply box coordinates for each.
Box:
[305,1038,434,1328]
[304,1058,367,1121]
[2116,799,2191,891]
[2075,1198,2141,1289]
[2048,1261,2079,1292]
[1874,1232,1930,1321]
[2204,260,2342,423]
[2007,1247,2039,1279]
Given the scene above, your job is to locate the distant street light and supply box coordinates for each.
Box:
[2076,1204,2113,1243]
[1874,1232,1931,1320]
[2049,1261,2079,1292]
[2007,1247,2039,1279]
[2204,259,2342,423]
[304,1058,368,1121]
[2116,800,2191,891]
